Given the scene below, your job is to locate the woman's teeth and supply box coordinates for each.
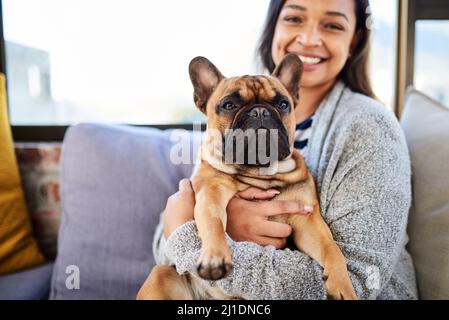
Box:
[298,55,323,65]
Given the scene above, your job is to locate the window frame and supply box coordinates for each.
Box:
[9,124,206,141]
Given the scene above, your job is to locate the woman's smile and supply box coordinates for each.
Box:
[288,51,330,72]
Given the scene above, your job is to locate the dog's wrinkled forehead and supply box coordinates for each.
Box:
[221,75,290,103]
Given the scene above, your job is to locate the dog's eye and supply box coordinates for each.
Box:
[222,101,236,110]
[278,100,290,110]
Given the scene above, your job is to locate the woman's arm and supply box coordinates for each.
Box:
[152,180,197,266]
[165,220,327,299]
[153,185,312,265]
[163,142,413,300]
[152,213,170,266]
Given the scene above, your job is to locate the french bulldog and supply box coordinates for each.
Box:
[137,54,357,300]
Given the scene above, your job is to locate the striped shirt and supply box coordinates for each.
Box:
[294,114,314,157]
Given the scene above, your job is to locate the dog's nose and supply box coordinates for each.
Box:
[248,107,271,119]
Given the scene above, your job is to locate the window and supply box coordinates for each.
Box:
[3,0,270,125]
[395,0,449,113]
[2,0,398,125]
[414,21,449,108]
[369,0,399,110]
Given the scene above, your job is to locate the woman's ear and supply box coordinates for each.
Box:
[189,57,225,114]
[272,53,303,102]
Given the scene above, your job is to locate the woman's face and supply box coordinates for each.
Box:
[271,0,358,89]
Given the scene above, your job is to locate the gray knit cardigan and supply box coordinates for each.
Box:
[153,81,418,300]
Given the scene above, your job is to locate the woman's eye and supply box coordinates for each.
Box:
[278,100,290,110]
[223,102,236,110]
[284,16,302,24]
[326,23,344,31]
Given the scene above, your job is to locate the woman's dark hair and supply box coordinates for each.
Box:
[257,0,375,99]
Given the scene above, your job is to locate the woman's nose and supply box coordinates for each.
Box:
[296,25,323,47]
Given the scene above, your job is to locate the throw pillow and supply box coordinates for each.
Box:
[401,88,449,300]
[0,73,45,275]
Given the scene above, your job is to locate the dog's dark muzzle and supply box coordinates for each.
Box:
[223,105,291,167]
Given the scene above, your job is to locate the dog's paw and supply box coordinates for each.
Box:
[196,247,233,280]
[323,272,358,300]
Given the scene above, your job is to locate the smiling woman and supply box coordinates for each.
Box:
[1,0,398,126]
[151,0,418,300]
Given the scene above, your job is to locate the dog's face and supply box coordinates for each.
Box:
[189,54,303,168]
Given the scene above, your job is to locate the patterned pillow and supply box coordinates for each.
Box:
[15,143,62,259]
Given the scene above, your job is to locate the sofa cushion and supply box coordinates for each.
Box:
[401,89,449,300]
[51,123,199,299]
[0,263,53,300]
[0,73,45,275]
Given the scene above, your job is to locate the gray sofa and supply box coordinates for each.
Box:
[0,263,53,299]
[1,89,448,300]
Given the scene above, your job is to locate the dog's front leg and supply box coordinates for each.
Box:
[192,174,239,281]
[288,209,358,300]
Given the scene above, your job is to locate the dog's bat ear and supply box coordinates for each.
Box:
[189,56,225,114]
[272,53,303,104]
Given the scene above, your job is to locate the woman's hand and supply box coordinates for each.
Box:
[226,188,314,249]
[163,179,196,239]
[163,180,314,250]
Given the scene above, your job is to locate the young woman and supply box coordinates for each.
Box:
[153,0,418,299]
